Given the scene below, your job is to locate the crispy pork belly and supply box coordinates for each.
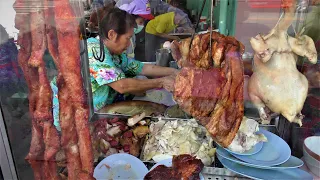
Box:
[172,32,245,147]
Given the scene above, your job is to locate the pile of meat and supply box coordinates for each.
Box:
[91,116,149,161]
[144,154,204,180]
[171,31,245,147]
[14,0,94,179]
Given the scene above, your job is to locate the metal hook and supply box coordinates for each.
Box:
[189,0,207,50]
[92,6,105,62]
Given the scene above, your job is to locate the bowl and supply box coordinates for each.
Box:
[303,136,320,176]
[93,153,148,180]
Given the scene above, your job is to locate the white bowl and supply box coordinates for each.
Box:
[303,136,320,177]
[93,153,148,180]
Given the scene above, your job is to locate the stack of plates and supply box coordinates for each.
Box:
[217,129,314,180]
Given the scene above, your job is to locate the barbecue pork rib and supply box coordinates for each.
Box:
[53,0,94,178]
[14,0,94,179]
[15,0,61,179]
[172,32,244,147]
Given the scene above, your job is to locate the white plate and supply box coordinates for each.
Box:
[150,158,204,180]
[217,147,304,169]
[94,153,148,180]
[218,154,313,180]
[232,129,291,166]
[221,129,264,156]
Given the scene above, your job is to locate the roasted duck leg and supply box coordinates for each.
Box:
[248,0,317,126]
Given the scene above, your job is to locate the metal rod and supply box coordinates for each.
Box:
[0,108,18,180]
[209,0,214,63]
[189,0,207,50]
[219,0,228,35]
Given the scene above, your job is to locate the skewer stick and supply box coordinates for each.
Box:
[209,0,214,64]
[189,0,207,50]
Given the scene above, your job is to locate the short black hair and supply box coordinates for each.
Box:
[99,8,135,40]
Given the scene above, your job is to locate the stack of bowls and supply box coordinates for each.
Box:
[216,128,314,180]
[303,136,320,177]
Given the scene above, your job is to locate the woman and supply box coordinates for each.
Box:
[52,8,177,130]
[145,10,194,62]
[89,8,176,105]
[169,0,192,23]
[119,0,154,58]
[0,25,25,97]
[0,25,26,122]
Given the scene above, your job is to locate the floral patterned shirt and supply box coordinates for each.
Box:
[51,37,144,130]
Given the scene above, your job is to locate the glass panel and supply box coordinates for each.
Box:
[0,0,89,179]
[1,0,32,178]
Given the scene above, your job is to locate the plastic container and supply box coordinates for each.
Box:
[303,136,320,177]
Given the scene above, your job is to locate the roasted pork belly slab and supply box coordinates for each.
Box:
[172,32,244,147]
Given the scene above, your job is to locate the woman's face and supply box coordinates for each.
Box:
[135,17,145,26]
[105,27,134,55]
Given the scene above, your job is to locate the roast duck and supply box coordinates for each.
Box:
[171,31,245,147]
[248,0,318,126]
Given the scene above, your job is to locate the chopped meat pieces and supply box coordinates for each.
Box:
[144,154,204,180]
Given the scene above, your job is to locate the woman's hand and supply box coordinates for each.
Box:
[160,74,176,92]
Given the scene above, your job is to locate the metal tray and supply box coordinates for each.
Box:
[90,113,278,179]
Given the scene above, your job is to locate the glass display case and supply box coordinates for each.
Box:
[0,0,319,179]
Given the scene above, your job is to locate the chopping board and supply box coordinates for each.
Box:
[98,100,167,116]
[133,89,177,107]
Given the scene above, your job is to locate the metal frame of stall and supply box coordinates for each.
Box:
[0,107,18,180]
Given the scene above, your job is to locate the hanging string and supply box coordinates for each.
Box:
[92,5,105,62]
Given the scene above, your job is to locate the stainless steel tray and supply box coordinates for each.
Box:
[202,167,250,180]
[91,113,277,180]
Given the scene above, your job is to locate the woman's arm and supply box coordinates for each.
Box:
[108,76,175,94]
[140,64,178,77]
[108,78,163,94]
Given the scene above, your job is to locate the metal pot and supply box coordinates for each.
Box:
[155,48,173,67]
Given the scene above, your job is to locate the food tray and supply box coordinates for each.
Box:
[89,113,278,180]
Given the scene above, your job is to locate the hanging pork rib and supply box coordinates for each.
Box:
[14,0,94,179]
